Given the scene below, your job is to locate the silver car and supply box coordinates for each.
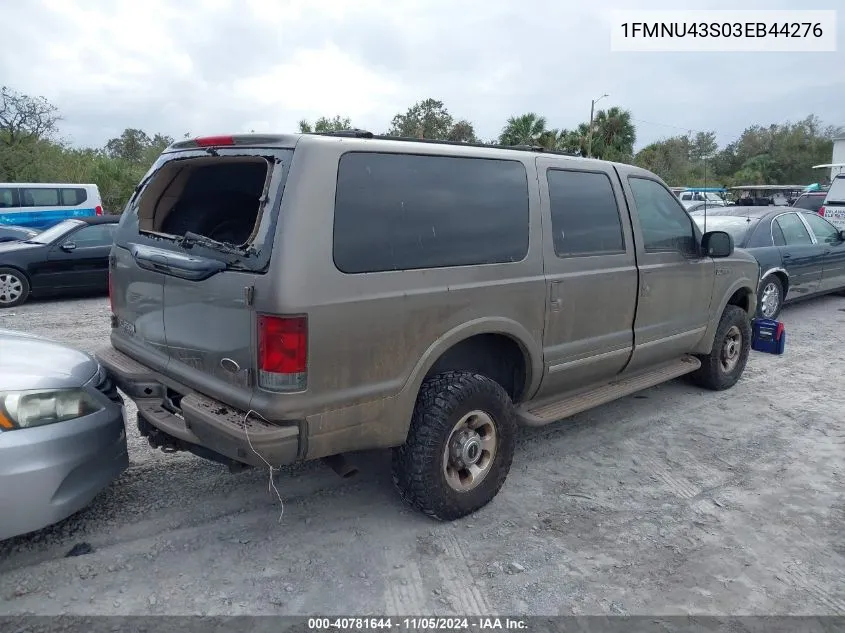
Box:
[0,328,128,540]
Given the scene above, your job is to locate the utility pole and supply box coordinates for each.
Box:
[586,93,608,158]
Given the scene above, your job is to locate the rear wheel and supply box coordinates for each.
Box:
[0,268,30,308]
[690,305,752,391]
[757,275,783,319]
[392,371,516,521]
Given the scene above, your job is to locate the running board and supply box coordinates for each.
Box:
[516,355,701,427]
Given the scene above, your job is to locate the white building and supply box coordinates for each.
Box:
[831,135,845,180]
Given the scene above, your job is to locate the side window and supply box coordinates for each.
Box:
[0,187,17,208]
[771,219,787,246]
[628,177,697,255]
[547,169,625,257]
[774,213,812,245]
[333,152,530,273]
[20,188,60,207]
[802,212,841,244]
[69,224,115,247]
[60,188,87,206]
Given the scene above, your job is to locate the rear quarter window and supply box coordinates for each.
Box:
[826,177,845,204]
[333,152,530,273]
[60,188,88,206]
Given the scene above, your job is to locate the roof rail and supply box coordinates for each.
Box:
[321,129,374,139]
[309,131,588,159]
[509,144,545,152]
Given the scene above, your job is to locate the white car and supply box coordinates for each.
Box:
[683,200,728,212]
[820,174,845,230]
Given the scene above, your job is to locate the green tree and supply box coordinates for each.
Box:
[299,115,353,133]
[0,86,61,147]
[387,98,455,139]
[446,119,478,143]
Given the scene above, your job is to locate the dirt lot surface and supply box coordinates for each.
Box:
[1,294,844,616]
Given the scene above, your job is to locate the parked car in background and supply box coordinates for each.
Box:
[0,328,128,540]
[820,174,845,231]
[0,215,119,308]
[690,207,845,318]
[97,132,758,521]
[0,183,104,229]
[0,225,39,243]
[683,200,729,213]
[792,192,828,214]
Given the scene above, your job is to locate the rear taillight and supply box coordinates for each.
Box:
[95,205,103,216]
[818,205,826,216]
[195,135,235,147]
[257,315,307,391]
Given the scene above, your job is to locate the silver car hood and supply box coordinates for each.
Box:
[0,328,99,391]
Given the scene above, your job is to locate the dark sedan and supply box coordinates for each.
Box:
[0,216,119,308]
[0,225,39,244]
[691,207,845,318]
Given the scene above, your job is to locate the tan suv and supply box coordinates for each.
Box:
[96,131,759,520]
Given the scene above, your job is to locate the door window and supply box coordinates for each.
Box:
[774,213,812,245]
[20,188,60,207]
[628,177,697,255]
[547,169,625,257]
[0,187,17,208]
[69,224,116,247]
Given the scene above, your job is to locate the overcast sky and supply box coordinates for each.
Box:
[1,0,843,151]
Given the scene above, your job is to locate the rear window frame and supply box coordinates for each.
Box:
[114,147,294,273]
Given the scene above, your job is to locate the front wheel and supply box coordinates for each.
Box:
[690,305,752,391]
[392,371,517,521]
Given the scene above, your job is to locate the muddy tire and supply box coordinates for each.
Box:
[0,267,30,308]
[690,305,752,391]
[757,275,783,319]
[392,371,517,521]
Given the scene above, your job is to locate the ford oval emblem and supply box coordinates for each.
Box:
[220,358,240,373]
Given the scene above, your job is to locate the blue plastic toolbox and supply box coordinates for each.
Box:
[751,318,786,354]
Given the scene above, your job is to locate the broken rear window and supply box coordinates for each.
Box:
[117,148,293,272]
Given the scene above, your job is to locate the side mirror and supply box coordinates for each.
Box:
[839,230,845,241]
[60,241,77,252]
[702,231,734,258]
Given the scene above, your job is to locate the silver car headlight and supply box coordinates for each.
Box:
[0,389,104,430]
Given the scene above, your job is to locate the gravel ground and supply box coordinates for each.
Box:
[0,293,844,616]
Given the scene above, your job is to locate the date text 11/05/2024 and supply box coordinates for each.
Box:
[307,617,528,631]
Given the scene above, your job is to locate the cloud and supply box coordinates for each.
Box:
[0,0,842,150]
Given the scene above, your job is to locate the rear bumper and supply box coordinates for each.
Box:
[0,407,128,541]
[95,346,301,468]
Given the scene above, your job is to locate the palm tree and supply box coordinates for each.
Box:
[499,113,548,146]
[591,107,636,162]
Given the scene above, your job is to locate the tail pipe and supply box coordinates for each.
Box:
[323,454,359,479]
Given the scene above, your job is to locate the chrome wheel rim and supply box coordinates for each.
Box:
[442,410,498,492]
[760,282,780,318]
[0,273,23,305]
[721,325,742,373]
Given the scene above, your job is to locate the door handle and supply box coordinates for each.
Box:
[782,252,791,259]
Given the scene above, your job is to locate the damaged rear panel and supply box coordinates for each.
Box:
[109,142,295,411]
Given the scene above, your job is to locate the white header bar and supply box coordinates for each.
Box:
[610,10,837,52]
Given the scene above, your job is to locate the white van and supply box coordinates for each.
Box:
[0,183,104,229]
[820,175,845,230]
